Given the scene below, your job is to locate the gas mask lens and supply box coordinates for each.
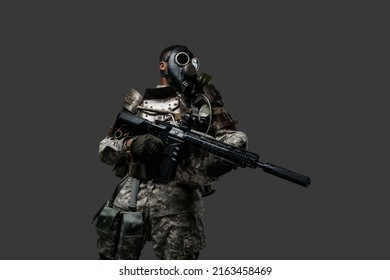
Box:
[175,52,190,66]
[174,52,200,71]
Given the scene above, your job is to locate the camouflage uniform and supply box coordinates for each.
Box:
[96,85,247,260]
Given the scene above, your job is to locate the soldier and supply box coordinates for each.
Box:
[95,45,248,260]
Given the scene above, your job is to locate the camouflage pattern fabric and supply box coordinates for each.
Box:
[96,192,205,260]
[97,208,206,260]
[96,87,247,260]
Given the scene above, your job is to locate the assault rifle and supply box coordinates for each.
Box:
[112,111,311,187]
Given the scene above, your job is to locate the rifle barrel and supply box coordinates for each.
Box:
[257,162,311,187]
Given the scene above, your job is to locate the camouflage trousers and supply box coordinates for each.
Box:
[96,208,206,260]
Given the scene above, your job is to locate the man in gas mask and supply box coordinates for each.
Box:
[95,45,248,260]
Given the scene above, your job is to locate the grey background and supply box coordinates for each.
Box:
[1,1,389,260]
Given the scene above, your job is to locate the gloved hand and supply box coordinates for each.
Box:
[202,154,235,178]
[129,134,165,162]
[202,130,247,178]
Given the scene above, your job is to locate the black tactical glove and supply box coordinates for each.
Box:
[130,134,165,163]
[202,154,235,178]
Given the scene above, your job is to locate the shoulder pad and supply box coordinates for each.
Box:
[202,84,224,106]
[123,89,143,113]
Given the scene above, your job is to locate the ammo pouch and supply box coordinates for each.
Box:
[95,207,145,259]
[94,175,145,259]
[123,211,144,237]
[93,175,127,259]
[96,204,120,234]
[95,204,121,259]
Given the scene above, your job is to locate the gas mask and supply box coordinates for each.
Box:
[162,46,212,94]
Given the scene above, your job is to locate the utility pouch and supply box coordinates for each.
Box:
[94,175,130,259]
[95,205,122,259]
[96,205,120,234]
[123,212,144,237]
